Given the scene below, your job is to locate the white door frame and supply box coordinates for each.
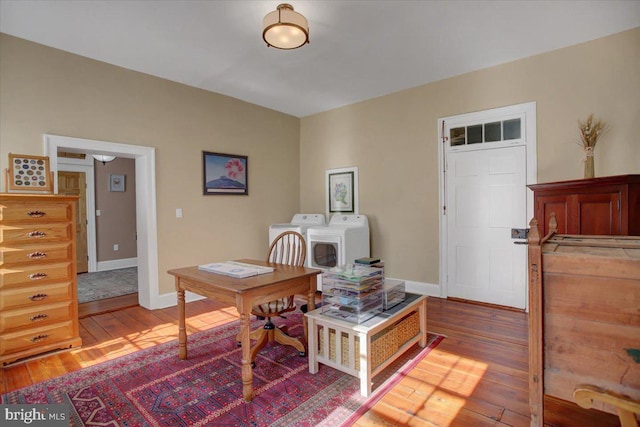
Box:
[437,102,537,310]
[44,134,160,310]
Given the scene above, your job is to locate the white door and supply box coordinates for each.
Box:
[439,102,536,310]
[446,145,527,308]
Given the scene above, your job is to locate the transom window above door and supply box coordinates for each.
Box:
[450,118,522,147]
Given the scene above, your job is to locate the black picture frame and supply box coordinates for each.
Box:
[202,151,248,195]
[325,166,359,217]
[328,171,354,213]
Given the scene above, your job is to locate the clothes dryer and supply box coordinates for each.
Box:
[306,214,370,270]
[268,214,326,246]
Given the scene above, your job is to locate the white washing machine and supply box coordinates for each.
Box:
[306,214,370,271]
[268,214,326,246]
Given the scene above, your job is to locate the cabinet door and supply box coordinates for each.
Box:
[536,195,569,236]
[575,192,622,235]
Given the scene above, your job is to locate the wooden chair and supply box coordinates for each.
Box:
[239,231,307,366]
[574,385,640,427]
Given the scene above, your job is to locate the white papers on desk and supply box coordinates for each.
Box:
[197,261,274,278]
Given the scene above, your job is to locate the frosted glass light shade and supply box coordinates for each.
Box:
[263,4,309,50]
[93,154,116,164]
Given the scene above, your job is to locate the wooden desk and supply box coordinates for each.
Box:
[167,259,320,402]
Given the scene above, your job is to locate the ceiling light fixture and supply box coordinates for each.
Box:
[263,3,309,50]
[93,154,116,165]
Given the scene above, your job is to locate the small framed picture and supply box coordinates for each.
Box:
[109,174,125,192]
[326,166,359,218]
[203,151,248,195]
[7,153,52,192]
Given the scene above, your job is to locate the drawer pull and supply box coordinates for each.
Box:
[27,210,46,218]
[29,293,48,301]
[29,314,49,322]
[27,251,47,259]
[30,334,49,343]
[27,231,46,238]
[28,273,48,280]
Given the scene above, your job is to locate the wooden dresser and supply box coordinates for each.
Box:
[0,193,82,366]
[528,174,640,237]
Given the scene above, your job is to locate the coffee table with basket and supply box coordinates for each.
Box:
[305,292,428,397]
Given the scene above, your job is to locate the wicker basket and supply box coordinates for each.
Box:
[318,317,416,371]
[370,327,398,369]
[395,311,420,346]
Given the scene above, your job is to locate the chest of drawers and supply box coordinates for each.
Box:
[0,193,82,365]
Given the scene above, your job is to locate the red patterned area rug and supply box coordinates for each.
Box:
[2,313,443,427]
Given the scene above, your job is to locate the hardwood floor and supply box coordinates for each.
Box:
[78,292,139,318]
[1,297,621,426]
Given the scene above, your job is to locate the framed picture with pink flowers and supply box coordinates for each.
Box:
[202,151,248,195]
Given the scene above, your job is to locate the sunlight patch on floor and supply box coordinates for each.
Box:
[365,348,488,426]
[74,307,241,367]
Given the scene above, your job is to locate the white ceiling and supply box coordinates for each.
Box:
[1,1,639,118]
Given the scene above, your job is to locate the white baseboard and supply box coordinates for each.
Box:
[152,291,207,310]
[149,278,441,311]
[386,277,441,297]
[96,257,138,272]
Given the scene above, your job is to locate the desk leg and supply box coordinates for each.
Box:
[239,310,254,402]
[177,288,188,359]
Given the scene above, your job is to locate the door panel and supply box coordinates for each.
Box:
[447,145,527,308]
[536,195,569,236]
[58,171,88,273]
[576,192,621,235]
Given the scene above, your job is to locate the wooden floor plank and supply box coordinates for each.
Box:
[78,293,138,318]
[0,297,623,426]
[1,364,31,393]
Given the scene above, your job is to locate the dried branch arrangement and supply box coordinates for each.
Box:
[578,114,607,154]
[577,114,607,179]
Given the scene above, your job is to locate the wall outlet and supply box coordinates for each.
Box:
[96,209,101,216]
[176,208,183,218]
[113,244,119,251]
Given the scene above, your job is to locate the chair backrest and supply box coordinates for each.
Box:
[267,231,306,267]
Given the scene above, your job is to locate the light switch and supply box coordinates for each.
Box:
[176,208,183,218]
[113,244,119,251]
[96,210,101,216]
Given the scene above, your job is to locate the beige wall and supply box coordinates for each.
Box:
[0,33,301,295]
[94,158,137,262]
[2,28,638,295]
[300,27,640,285]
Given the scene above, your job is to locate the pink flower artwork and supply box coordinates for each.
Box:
[224,158,245,180]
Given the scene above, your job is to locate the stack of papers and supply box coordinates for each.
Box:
[198,261,274,278]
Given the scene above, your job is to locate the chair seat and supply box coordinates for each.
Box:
[251,296,295,316]
[241,230,308,366]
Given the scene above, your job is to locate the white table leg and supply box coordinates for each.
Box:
[307,316,319,374]
[419,297,427,347]
[358,332,371,397]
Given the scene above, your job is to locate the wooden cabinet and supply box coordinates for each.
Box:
[527,226,640,425]
[0,194,81,365]
[528,174,640,237]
